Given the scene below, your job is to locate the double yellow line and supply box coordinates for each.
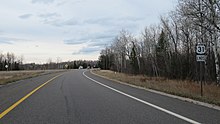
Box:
[0,73,63,119]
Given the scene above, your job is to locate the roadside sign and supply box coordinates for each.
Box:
[196,55,206,62]
[196,43,206,55]
[195,43,206,96]
[65,64,68,69]
[5,65,8,69]
[196,43,206,62]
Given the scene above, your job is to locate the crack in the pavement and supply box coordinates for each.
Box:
[59,76,81,124]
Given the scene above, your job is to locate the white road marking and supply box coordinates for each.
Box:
[90,70,220,111]
[83,71,201,124]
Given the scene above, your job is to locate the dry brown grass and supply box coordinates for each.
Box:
[0,70,44,85]
[0,70,65,85]
[93,70,220,106]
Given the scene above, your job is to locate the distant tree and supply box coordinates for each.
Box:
[73,61,78,69]
[82,62,88,69]
[156,30,169,77]
[0,53,4,70]
[130,41,139,74]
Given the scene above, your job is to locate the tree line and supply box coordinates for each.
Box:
[33,60,98,70]
[98,0,220,85]
[0,52,23,71]
[0,52,98,70]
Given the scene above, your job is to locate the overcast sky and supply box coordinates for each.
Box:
[0,0,177,64]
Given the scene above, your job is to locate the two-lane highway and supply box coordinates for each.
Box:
[0,70,220,124]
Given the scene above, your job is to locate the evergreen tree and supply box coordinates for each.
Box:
[130,42,139,74]
[156,30,168,76]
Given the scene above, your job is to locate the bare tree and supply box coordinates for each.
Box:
[98,0,220,85]
[178,0,220,84]
[0,53,4,70]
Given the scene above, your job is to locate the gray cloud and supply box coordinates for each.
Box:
[89,40,110,47]
[19,14,32,19]
[47,16,143,27]
[80,47,101,53]
[39,13,59,18]
[61,18,81,26]
[72,46,101,55]
[0,30,4,35]
[64,33,115,46]
[92,34,115,40]
[38,13,61,25]
[88,35,114,47]
[83,16,143,26]
[43,18,81,27]
[0,37,29,44]
[43,18,79,27]
[32,0,55,4]
[0,40,12,44]
[63,39,88,45]
[0,37,15,44]
[67,37,111,56]
[57,0,85,6]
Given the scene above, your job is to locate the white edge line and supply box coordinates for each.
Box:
[83,71,201,124]
[90,70,220,111]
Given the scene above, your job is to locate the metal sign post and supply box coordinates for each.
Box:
[196,43,206,96]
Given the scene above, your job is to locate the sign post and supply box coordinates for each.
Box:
[196,43,206,96]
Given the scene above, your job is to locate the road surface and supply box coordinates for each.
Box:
[0,70,220,124]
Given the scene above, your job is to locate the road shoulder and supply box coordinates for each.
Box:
[90,70,220,111]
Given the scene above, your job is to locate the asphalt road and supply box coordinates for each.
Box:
[0,70,220,124]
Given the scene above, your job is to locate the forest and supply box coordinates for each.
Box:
[0,52,23,71]
[98,0,220,85]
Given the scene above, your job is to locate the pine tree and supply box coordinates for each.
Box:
[130,42,139,74]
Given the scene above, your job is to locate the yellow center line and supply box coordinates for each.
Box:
[0,73,63,119]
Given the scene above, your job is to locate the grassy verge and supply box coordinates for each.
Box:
[0,70,65,85]
[92,70,220,106]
